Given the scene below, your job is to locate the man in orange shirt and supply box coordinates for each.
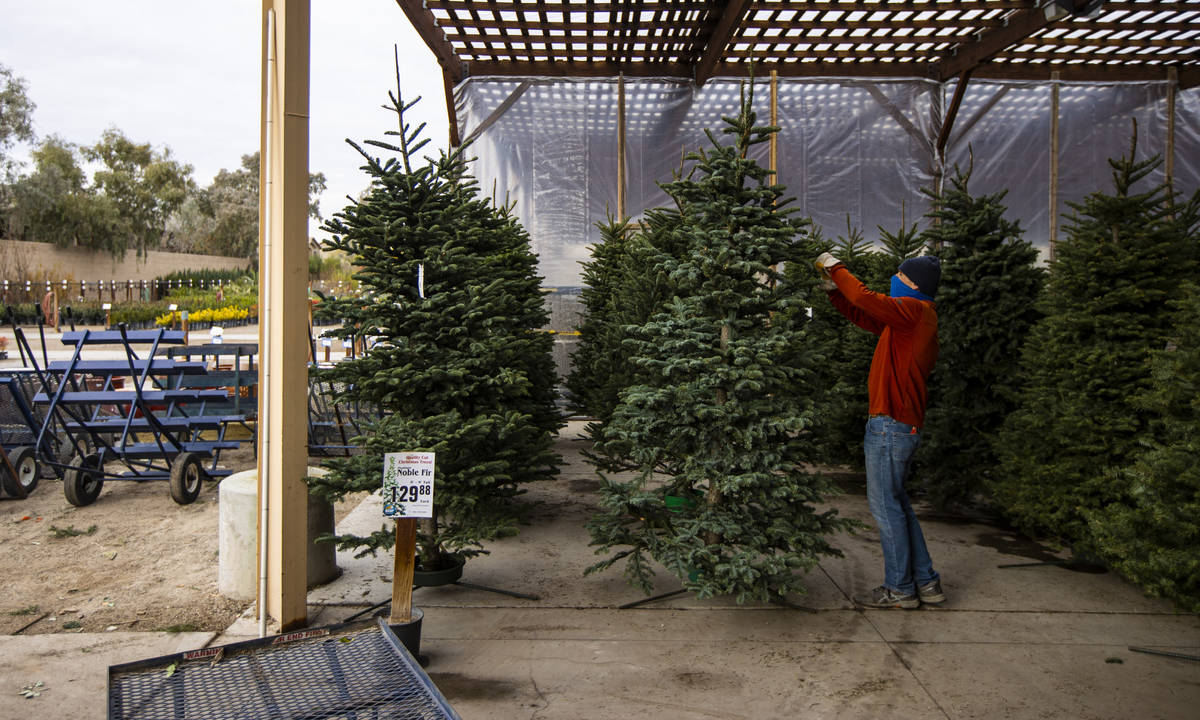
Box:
[815,252,945,609]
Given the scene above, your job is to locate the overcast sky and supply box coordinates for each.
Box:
[1,0,449,238]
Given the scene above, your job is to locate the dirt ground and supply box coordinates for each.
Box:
[0,443,364,637]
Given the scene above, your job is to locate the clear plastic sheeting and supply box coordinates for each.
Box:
[944,80,1053,253]
[775,79,939,241]
[458,76,1200,287]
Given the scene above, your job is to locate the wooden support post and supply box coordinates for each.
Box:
[259,0,311,634]
[1049,72,1061,262]
[1166,67,1177,193]
[769,70,778,182]
[617,73,627,221]
[389,518,418,624]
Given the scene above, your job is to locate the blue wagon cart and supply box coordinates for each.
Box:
[32,326,244,507]
[107,617,460,720]
[0,375,44,498]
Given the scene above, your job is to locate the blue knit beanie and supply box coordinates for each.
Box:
[898,256,941,298]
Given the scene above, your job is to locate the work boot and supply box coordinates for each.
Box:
[917,579,946,604]
[853,585,919,609]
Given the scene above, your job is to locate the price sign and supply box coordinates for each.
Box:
[381,452,434,518]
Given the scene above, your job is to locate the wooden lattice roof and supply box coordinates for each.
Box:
[395,1,1199,143]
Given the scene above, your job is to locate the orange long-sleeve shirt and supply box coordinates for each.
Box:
[827,265,938,428]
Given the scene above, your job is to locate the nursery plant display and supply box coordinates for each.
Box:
[994,132,1200,552]
[788,220,889,469]
[586,85,855,603]
[1087,283,1200,612]
[566,217,636,429]
[915,166,1044,509]
[308,81,561,573]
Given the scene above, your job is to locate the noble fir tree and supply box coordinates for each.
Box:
[567,216,635,425]
[915,166,1044,508]
[571,194,697,470]
[789,218,889,468]
[308,81,561,569]
[993,130,1199,550]
[1088,282,1200,611]
[586,84,855,603]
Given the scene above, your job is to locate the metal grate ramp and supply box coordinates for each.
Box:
[108,618,460,720]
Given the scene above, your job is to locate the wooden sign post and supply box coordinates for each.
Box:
[382,452,435,625]
[390,518,418,623]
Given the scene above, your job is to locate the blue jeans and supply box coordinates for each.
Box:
[864,415,939,595]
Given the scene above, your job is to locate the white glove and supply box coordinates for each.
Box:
[813,252,841,274]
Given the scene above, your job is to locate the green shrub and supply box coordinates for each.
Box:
[1088,283,1200,612]
[915,167,1045,509]
[993,138,1200,550]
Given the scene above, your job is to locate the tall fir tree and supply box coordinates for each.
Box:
[993,132,1199,549]
[915,167,1044,508]
[586,84,855,603]
[308,79,561,568]
[567,217,635,423]
[1088,281,1200,612]
[790,218,889,468]
[572,195,696,470]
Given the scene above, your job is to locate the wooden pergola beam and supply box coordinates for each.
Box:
[394,0,465,147]
[395,0,463,80]
[935,6,1054,81]
[937,70,973,156]
[693,0,753,86]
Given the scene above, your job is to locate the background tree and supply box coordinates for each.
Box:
[1087,282,1200,611]
[0,63,36,179]
[307,85,560,569]
[567,216,634,422]
[4,136,120,248]
[587,85,855,603]
[993,132,1200,551]
[915,167,1044,509]
[789,218,888,468]
[0,63,37,236]
[568,206,684,464]
[85,127,194,257]
[165,151,326,259]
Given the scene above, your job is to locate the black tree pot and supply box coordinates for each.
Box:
[413,553,466,588]
[388,607,426,665]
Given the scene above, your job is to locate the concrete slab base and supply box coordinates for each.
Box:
[0,632,215,720]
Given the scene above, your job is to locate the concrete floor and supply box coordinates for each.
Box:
[2,420,1198,719]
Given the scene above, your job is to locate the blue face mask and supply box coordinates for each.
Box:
[890,275,933,302]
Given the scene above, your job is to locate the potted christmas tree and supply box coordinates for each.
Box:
[309,78,561,579]
[915,164,1044,509]
[994,126,1199,551]
[586,84,856,603]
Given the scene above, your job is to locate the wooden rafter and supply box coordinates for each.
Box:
[396,1,1200,86]
[694,0,754,85]
[395,0,463,81]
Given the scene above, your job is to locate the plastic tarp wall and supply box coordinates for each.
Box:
[458,77,1200,287]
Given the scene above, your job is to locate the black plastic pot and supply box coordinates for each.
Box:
[412,553,465,588]
[389,607,424,663]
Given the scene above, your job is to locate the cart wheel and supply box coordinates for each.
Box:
[63,453,104,507]
[2,446,39,497]
[169,452,206,505]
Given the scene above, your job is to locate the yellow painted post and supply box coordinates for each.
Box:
[258,0,310,634]
[1049,71,1060,262]
[617,73,627,221]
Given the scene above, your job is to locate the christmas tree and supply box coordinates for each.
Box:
[915,167,1044,508]
[790,218,890,468]
[573,195,695,471]
[308,76,561,568]
[1089,280,1200,611]
[566,217,634,424]
[993,129,1199,549]
[586,84,855,603]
